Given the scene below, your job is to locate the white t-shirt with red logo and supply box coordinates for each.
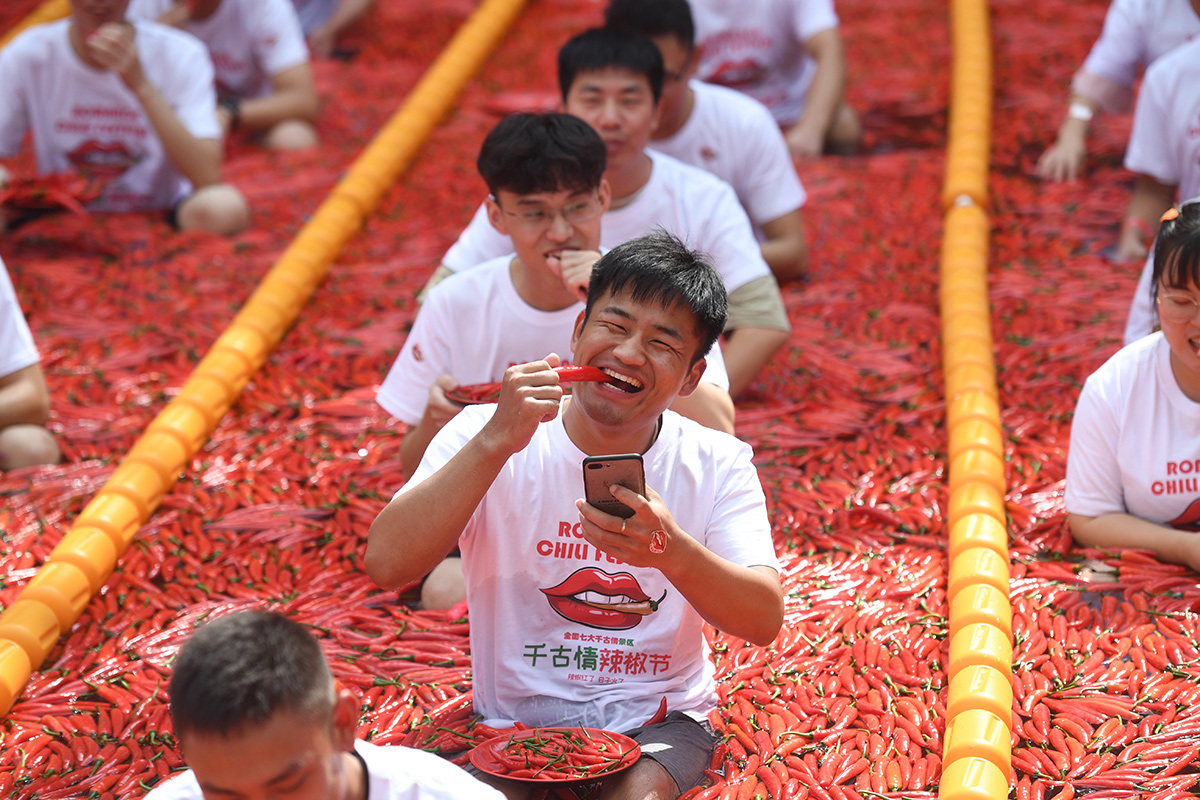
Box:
[1073,0,1200,113]
[689,0,840,126]
[441,151,773,296]
[1066,332,1200,527]
[649,79,806,237]
[403,403,778,732]
[0,259,39,382]
[0,19,220,212]
[128,0,309,99]
[1124,36,1200,196]
[376,255,730,425]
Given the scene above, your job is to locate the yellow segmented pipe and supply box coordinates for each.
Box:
[0,0,68,50]
[0,0,530,716]
[938,0,1011,798]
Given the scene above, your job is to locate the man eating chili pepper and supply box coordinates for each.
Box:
[142,609,505,800]
[375,111,736,610]
[367,232,784,799]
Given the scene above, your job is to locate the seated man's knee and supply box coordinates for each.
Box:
[264,120,319,151]
[0,424,61,470]
[420,557,466,610]
[177,185,251,235]
[827,104,862,155]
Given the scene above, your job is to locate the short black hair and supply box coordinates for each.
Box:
[558,28,665,104]
[604,0,695,51]
[477,112,607,197]
[169,610,335,739]
[1152,201,1200,301]
[585,231,727,362]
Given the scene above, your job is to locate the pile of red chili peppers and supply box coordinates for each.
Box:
[1,0,1195,798]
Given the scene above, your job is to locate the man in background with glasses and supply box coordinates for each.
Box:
[376,112,735,609]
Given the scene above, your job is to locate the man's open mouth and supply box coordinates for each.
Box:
[600,367,643,394]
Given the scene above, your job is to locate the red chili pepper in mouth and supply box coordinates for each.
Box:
[444,365,611,405]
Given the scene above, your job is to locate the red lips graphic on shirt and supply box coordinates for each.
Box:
[1167,497,1200,531]
[541,568,667,631]
[67,140,139,183]
[707,59,768,90]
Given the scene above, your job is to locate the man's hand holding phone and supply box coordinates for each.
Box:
[576,482,680,570]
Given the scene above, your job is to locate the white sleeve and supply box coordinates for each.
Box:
[375,286,457,425]
[1064,375,1128,518]
[701,441,778,570]
[0,261,39,379]
[441,203,513,272]
[738,99,807,224]
[0,38,30,156]
[700,341,730,390]
[256,0,311,77]
[125,0,170,21]
[1123,249,1157,345]
[1073,0,1144,112]
[400,405,494,495]
[161,32,223,141]
[795,0,839,41]
[696,181,774,293]
[1123,64,1177,185]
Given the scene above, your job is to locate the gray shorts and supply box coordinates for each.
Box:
[727,274,790,332]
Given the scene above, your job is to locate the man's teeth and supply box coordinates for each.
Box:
[600,367,643,392]
[575,591,636,605]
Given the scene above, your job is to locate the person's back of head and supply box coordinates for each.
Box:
[604,0,695,51]
[477,112,607,197]
[169,609,335,739]
[1154,202,1200,296]
[586,231,727,362]
[558,27,665,104]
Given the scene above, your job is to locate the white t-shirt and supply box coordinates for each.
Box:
[1066,333,1200,526]
[142,740,506,800]
[377,256,729,425]
[1073,0,1200,113]
[292,0,337,35]
[441,151,772,295]
[1123,247,1157,345]
[0,19,220,212]
[0,259,39,381]
[404,404,778,733]
[649,80,806,237]
[689,0,840,126]
[128,0,309,99]
[1124,36,1200,198]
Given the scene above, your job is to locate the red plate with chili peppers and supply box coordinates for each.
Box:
[445,365,612,405]
[469,726,641,783]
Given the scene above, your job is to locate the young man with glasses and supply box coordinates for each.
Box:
[376,112,734,608]
[604,0,810,283]
[435,29,790,399]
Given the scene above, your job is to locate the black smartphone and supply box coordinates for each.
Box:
[582,454,645,519]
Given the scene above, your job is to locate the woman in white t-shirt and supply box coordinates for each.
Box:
[1067,203,1200,569]
[1037,0,1200,184]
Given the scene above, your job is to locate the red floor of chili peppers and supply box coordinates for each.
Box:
[0,0,1189,798]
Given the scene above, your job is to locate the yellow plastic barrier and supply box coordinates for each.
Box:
[0,0,530,717]
[0,0,69,51]
[938,0,1009,797]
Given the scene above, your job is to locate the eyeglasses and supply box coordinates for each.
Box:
[494,194,603,231]
[1157,292,1200,323]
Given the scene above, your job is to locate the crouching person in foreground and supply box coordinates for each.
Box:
[366,232,784,799]
[143,609,505,800]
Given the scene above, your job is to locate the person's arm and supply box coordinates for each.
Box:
[668,384,734,435]
[724,327,788,398]
[87,22,221,187]
[1116,174,1176,261]
[786,28,846,158]
[308,0,374,58]
[366,358,565,590]
[0,364,51,429]
[1035,94,1099,183]
[1070,513,1200,572]
[399,376,463,481]
[576,484,783,646]
[222,63,319,133]
[758,209,809,281]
